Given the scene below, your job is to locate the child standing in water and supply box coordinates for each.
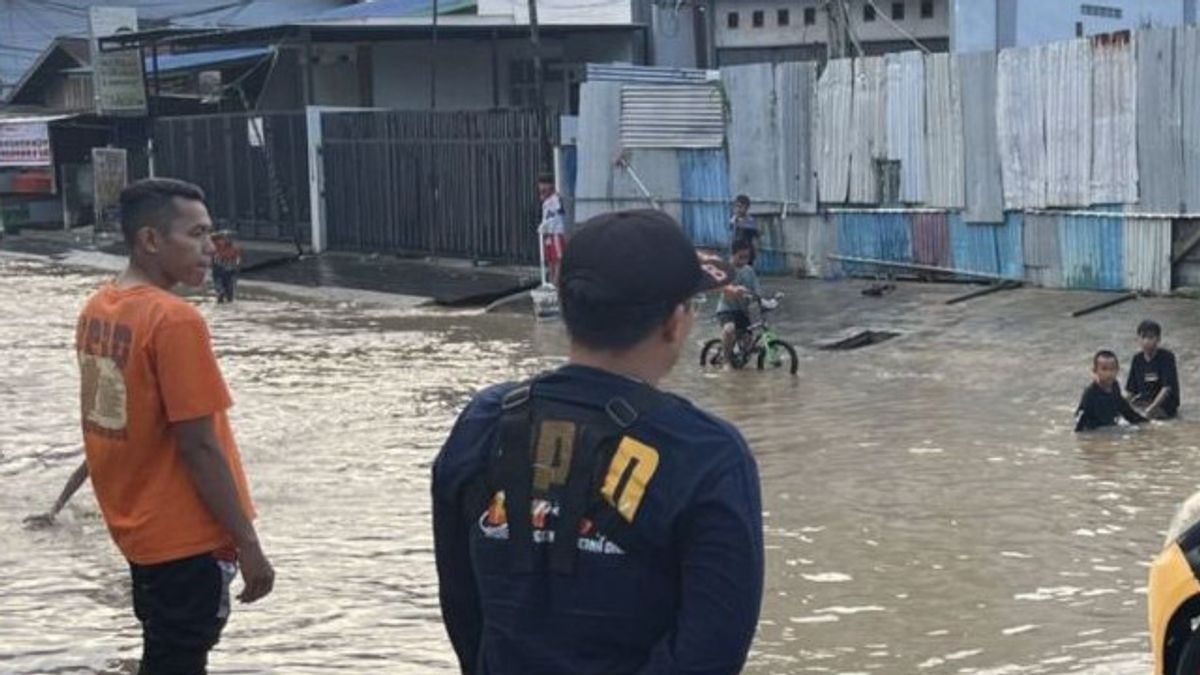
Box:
[1075,350,1149,432]
[1127,320,1180,419]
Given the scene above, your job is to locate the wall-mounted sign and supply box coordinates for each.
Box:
[93,148,128,234]
[0,122,52,167]
[89,6,147,116]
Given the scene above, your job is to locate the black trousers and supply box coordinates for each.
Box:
[130,552,236,675]
[212,267,238,303]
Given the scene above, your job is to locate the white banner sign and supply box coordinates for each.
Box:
[0,122,52,167]
[93,148,129,234]
[89,6,147,116]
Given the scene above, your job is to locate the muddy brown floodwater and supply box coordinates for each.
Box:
[2,253,1198,674]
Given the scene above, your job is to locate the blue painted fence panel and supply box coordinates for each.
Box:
[837,212,912,275]
[949,213,1000,274]
[1059,214,1125,290]
[946,212,1025,278]
[678,149,731,249]
[999,211,1025,279]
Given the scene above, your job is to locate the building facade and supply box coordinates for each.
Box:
[952,0,1187,53]
[713,0,949,66]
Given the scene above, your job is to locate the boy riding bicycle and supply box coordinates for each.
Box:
[717,239,763,369]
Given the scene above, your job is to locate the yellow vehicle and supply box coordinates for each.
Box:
[1149,519,1200,674]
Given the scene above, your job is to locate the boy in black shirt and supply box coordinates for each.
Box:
[1075,350,1149,432]
[1127,319,1180,419]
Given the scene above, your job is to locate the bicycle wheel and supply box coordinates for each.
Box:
[757,338,799,375]
[700,339,725,368]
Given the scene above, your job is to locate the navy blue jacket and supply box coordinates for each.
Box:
[432,365,764,675]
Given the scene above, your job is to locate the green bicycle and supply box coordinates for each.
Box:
[700,293,799,375]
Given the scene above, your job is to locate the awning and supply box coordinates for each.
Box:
[0,114,76,168]
[63,47,275,76]
[316,0,478,19]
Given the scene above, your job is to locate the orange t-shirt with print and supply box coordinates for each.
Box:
[76,283,256,565]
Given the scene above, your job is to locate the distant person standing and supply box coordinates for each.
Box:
[537,173,565,285]
[730,195,759,248]
[212,231,242,304]
[77,178,273,673]
[730,194,759,265]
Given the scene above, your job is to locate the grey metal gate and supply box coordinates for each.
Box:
[320,110,543,264]
[153,112,310,243]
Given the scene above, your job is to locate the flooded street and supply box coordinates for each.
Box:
[3,253,1199,674]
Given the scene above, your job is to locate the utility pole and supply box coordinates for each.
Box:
[431,0,439,108]
[823,0,842,61]
[823,0,853,61]
[528,0,550,170]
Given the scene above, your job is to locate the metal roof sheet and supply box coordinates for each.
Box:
[619,85,724,149]
[587,63,713,84]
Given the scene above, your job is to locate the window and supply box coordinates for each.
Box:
[920,0,934,18]
[727,11,739,28]
[752,10,764,27]
[778,8,790,26]
[1076,20,1084,36]
[864,4,876,21]
[892,2,905,20]
[1081,4,1122,19]
[804,7,816,24]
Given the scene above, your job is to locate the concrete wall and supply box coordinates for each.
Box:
[313,45,362,107]
[987,0,1185,49]
[1016,0,1182,46]
[715,0,949,50]
[372,34,634,111]
[950,0,997,52]
[651,4,700,68]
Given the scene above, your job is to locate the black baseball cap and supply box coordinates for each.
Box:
[559,209,733,308]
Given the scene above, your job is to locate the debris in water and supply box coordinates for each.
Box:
[819,330,900,351]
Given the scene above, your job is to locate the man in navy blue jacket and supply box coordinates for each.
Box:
[432,209,764,675]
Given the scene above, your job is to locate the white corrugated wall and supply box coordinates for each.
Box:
[776,62,818,214]
[885,51,926,204]
[849,57,885,204]
[1091,35,1139,205]
[1124,218,1173,293]
[924,53,965,209]
[817,58,854,204]
[1044,39,1093,207]
[998,46,1048,209]
[575,82,624,223]
[722,65,780,204]
[1178,27,1200,212]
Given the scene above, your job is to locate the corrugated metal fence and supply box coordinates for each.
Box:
[153,112,310,243]
[320,110,543,263]
[763,209,1174,294]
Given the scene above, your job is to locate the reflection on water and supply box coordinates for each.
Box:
[2,255,1198,674]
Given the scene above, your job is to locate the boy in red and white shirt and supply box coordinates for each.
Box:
[537,174,565,285]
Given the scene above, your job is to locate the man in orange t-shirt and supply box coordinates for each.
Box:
[77,177,273,674]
